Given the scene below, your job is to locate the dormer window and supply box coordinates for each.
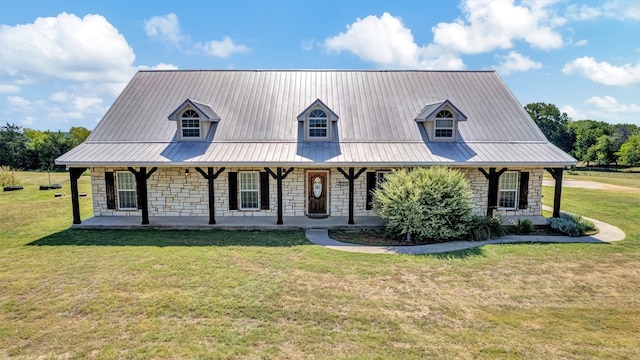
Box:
[308,109,328,138]
[415,99,467,142]
[297,99,339,142]
[435,110,454,139]
[181,110,201,138]
[168,98,220,141]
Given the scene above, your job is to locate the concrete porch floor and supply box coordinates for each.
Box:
[73,214,547,230]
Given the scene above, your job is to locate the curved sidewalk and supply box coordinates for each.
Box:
[305,215,625,255]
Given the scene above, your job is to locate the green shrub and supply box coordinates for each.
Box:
[466,215,506,241]
[513,218,534,234]
[548,213,596,237]
[373,167,474,243]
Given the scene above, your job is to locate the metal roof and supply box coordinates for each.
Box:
[57,70,576,167]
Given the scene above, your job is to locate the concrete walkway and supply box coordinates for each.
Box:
[305,210,625,255]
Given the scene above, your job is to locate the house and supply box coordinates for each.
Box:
[56,70,576,227]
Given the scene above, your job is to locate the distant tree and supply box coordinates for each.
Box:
[612,123,639,150]
[525,102,575,153]
[35,131,73,172]
[23,128,48,149]
[0,123,30,169]
[69,126,91,147]
[591,135,619,166]
[617,135,640,166]
[569,120,612,165]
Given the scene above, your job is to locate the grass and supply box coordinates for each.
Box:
[1,171,640,358]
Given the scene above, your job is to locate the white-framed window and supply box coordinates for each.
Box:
[498,171,518,209]
[376,170,392,188]
[308,109,328,138]
[181,109,201,138]
[239,171,259,210]
[116,171,137,210]
[435,110,454,139]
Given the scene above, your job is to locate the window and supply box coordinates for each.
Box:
[308,109,328,138]
[435,110,454,139]
[181,109,200,138]
[376,170,391,188]
[116,171,137,210]
[239,172,259,209]
[498,171,518,209]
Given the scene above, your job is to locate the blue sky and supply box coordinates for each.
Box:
[1,0,639,131]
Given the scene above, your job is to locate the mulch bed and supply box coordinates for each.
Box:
[330,227,560,247]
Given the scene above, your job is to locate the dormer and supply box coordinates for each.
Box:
[415,99,466,142]
[168,99,220,141]
[297,99,339,141]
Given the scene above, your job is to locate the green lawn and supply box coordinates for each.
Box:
[1,171,639,359]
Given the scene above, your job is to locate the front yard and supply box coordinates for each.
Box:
[1,171,639,359]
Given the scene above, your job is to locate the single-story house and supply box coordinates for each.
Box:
[56,70,576,226]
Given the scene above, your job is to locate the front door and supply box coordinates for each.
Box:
[307,171,327,215]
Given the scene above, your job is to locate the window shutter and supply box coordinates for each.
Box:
[105,172,116,209]
[366,172,376,210]
[518,172,529,209]
[260,172,270,210]
[228,172,238,210]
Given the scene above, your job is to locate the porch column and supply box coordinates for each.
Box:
[478,167,507,216]
[265,167,294,225]
[337,167,367,224]
[69,167,87,224]
[545,167,564,218]
[128,167,157,225]
[195,167,225,224]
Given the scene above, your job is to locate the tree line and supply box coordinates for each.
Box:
[525,103,640,167]
[0,123,90,171]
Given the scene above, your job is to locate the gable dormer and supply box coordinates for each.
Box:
[415,99,466,142]
[168,99,220,141]
[297,99,339,141]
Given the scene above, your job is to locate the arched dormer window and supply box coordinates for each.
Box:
[415,99,466,142]
[435,110,454,139]
[181,109,200,138]
[308,109,328,138]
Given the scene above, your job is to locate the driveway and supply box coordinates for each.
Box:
[543,178,640,193]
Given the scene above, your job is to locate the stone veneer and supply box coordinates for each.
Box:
[90,167,543,218]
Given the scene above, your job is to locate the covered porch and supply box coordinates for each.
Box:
[72,214,548,231]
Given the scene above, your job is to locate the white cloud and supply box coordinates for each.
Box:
[0,13,136,85]
[144,13,185,45]
[574,39,588,46]
[144,13,250,58]
[195,36,251,58]
[567,1,640,21]
[0,84,20,93]
[21,116,34,126]
[493,51,542,75]
[324,12,464,69]
[7,96,30,107]
[562,96,640,124]
[138,63,179,71]
[563,57,640,86]
[432,0,565,54]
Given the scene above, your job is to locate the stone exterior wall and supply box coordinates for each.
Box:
[90,166,544,218]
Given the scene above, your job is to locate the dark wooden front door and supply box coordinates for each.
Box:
[307,171,327,214]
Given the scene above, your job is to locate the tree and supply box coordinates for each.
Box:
[35,131,73,172]
[591,135,619,166]
[0,123,30,169]
[569,120,612,165]
[617,135,640,166]
[525,102,575,153]
[372,167,474,242]
[69,126,91,147]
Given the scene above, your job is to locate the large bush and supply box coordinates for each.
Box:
[372,167,474,242]
[548,213,596,237]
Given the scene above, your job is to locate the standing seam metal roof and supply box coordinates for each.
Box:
[56,70,575,167]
